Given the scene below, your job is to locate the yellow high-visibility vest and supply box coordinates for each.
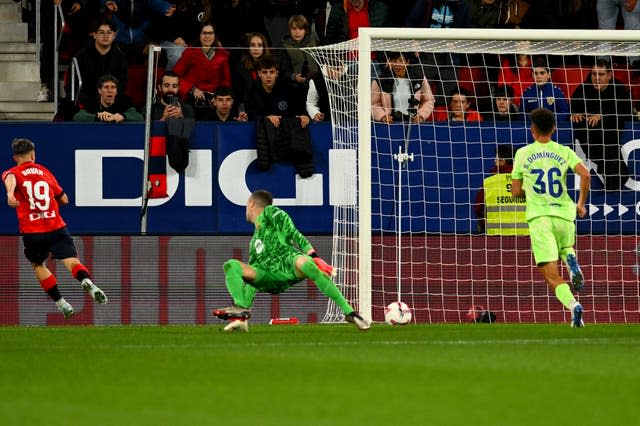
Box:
[484,173,529,235]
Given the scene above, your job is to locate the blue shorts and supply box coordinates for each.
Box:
[22,227,78,264]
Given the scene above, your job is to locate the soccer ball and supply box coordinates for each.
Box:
[384,301,412,325]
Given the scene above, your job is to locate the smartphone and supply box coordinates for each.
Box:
[171,96,180,106]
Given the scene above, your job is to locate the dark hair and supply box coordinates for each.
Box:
[251,190,273,207]
[383,51,405,62]
[11,138,35,156]
[92,16,117,33]
[531,55,549,71]
[97,74,119,89]
[215,86,234,98]
[257,54,279,71]
[496,144,514,163]
[161,71,179,83]
[594,58,612,71]
[448,86,471,104]
[493,84,514,98]
[530,108,556,134]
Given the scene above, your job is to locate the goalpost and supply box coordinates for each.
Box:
[304,28,640,324]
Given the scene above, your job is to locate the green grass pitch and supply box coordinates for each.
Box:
[1,323,638,426]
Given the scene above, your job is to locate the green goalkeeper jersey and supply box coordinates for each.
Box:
[249,205,313,271]
[512,140,583,222]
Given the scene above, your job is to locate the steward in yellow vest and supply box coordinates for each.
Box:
[484,173,528,235]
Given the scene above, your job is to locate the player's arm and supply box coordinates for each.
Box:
[3,173,19,208]
[511,178,524,198]
[574,162,590,218]
[278,210,335,275]
[55,192,69,205]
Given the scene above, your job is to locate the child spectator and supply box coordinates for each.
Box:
[279,15,319,98]
[233,32,271,107]
[521,56,569,122]
[432,87,483,122]
[243,55,314,178]
[173,22,232,106]
[198,86,248,122]
[485,84,522,122]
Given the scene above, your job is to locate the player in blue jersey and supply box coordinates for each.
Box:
[511,108,591,327]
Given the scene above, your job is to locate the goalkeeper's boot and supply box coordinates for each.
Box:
[82,278,108,304]
[212,305,251,320]
[57,298,75,319]
[571,303,584,328]
[345,311,371,330]
[565,254,584,292]
[223,318,248,332]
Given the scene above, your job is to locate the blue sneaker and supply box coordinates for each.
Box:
[571,304,584,328]
[566,254,584,291]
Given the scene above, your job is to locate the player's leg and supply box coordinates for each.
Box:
[558,220,584,292]
[23,233,75,318]
[54,228,107,304]
[213,259,256,320]
[295,255,370,330]
[530,217,583,327]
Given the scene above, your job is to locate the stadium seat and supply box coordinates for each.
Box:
[551,67,590,99]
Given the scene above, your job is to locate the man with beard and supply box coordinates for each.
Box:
[72,75,143,122]
[147,71,196,173]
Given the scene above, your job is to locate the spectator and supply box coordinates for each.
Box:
[432,87,483,122]
[73,17,129,106]
[73,74,144,122]
[485,84,522,122]
[570,59,632,190]
[233,32,271,106]
[474,144,527,235]
[147,71,196,173]
[597,0,640,66]
[324,0,391,44]
[148,71,196,122]
[469,0,501,28]
[198,86,248,122]
[243,55,314,178]
[144,0,214,71]
[279,14,319,97]
[404,0,471,106]
[520,56,569,122]
[371,51,435,123]
[306,60,351,123]
[101,0,175,63]
[498,53,532,108]
[173,22,232,106]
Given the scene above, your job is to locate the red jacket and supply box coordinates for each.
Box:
[173,47,231,100]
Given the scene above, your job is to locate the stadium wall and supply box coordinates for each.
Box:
[0,122,637,235]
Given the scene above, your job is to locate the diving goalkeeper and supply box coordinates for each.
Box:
[213,189,370,331]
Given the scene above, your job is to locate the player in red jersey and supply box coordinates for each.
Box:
[2,138,108,319]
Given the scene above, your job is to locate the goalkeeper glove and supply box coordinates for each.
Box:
[309,251,336,277]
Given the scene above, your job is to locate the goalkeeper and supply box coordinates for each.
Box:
[213,189,370,331]
[511,108,590,328]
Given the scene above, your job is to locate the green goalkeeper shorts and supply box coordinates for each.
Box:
[250,254,308,294]
[528,216,576,265]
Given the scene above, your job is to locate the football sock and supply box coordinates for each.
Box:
[559,248,576,265]
[46,285,62,302]
[223,260,254,308]
[301,260,354,314]
[555,283,576,310]
[72,264,91,282]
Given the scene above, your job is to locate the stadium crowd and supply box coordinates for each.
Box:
[29,1,638,121]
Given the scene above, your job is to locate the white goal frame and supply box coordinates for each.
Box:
[354,28,640,322]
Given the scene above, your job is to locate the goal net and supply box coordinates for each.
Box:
[304,28,640,324]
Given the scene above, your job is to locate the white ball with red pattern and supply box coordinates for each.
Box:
[384,301,412,325]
